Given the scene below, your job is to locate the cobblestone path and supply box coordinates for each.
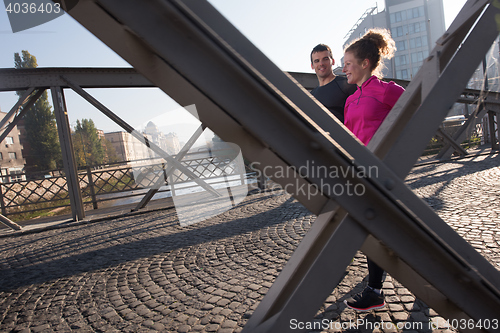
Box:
[0,153,499,332]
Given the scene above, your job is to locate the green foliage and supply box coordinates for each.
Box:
[103,138,119,164]
[73,119,104,167]
[14,50,37,69]
[72,118,118,167]
[14,50,62,171]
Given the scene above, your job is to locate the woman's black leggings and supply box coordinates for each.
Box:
[367,258,385,289]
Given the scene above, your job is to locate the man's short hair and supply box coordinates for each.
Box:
[310,44,333,63]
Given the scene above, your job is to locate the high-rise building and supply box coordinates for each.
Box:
[342,0,446,80]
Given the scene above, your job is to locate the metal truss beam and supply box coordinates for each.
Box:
[0,67,153,91]
[52,86,85,221]
[61,0,500,331]
[0,214,22,231]
[131,124,206,212]
[61,76,222,198]
[488,111,499,150]
[0,88,44,144]
[0,87,35,129]
[436,103,487,159]
[0,88,44,230]
[2,68,495,162]
[436,127,468,156]
[0,68,222,224]
[370,0,498,170]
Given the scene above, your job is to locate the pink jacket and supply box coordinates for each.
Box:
[344,75,404,145]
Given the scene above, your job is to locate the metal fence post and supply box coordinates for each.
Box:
[86,166,98,209]
[0,184,7,216]
[257,172,266,190]
[488,111,499,150]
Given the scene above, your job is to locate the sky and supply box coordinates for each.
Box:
[0,0,468,143]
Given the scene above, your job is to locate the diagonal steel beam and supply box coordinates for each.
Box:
[61,75,222,199]
[0,87,43,230]
[0,88,44,144]
[369,0,497,175]
[436,127,468,156]
[131,124,206,211]
[436,103,487,160]
[0,213,22,231]
[64,0,500,331]
[0,87,35,130]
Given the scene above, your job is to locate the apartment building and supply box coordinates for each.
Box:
[0,110,26,182]
[342,0,446,80]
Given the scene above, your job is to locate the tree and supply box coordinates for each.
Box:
[15,50,61,171]
[103,139,119,164]
[72,119,118,167]
[73,119,105,167]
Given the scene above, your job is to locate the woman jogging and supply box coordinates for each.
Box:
[342,28,405,311]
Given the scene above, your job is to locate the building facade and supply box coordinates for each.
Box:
[104,131,154,163]
[342,0,446,80]
[143,121,181,156]
[0,110,26,182]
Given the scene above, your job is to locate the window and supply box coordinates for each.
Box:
[411,51,424,63]
[399,55,408,66]
[418,52,424,62]
[411,37,427,49]
[412,8,419,18]
[407,8,413,20]
[406,6,424,20]
[401,10,407,21]
[410,37,425,49]
[396,69,409,80]
[402,25,408,35]
[0,153,2,160]
[401,69,409,79]
[395,55,408,67]
[5,137,13,145]
[8,152,16,160]
[9,169,23,182]
[395,26,403,37]
[396,40,406,51]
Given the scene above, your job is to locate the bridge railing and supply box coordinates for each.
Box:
[0,151,257,220]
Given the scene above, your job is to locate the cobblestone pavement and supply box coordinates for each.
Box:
[0,153,499,333]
